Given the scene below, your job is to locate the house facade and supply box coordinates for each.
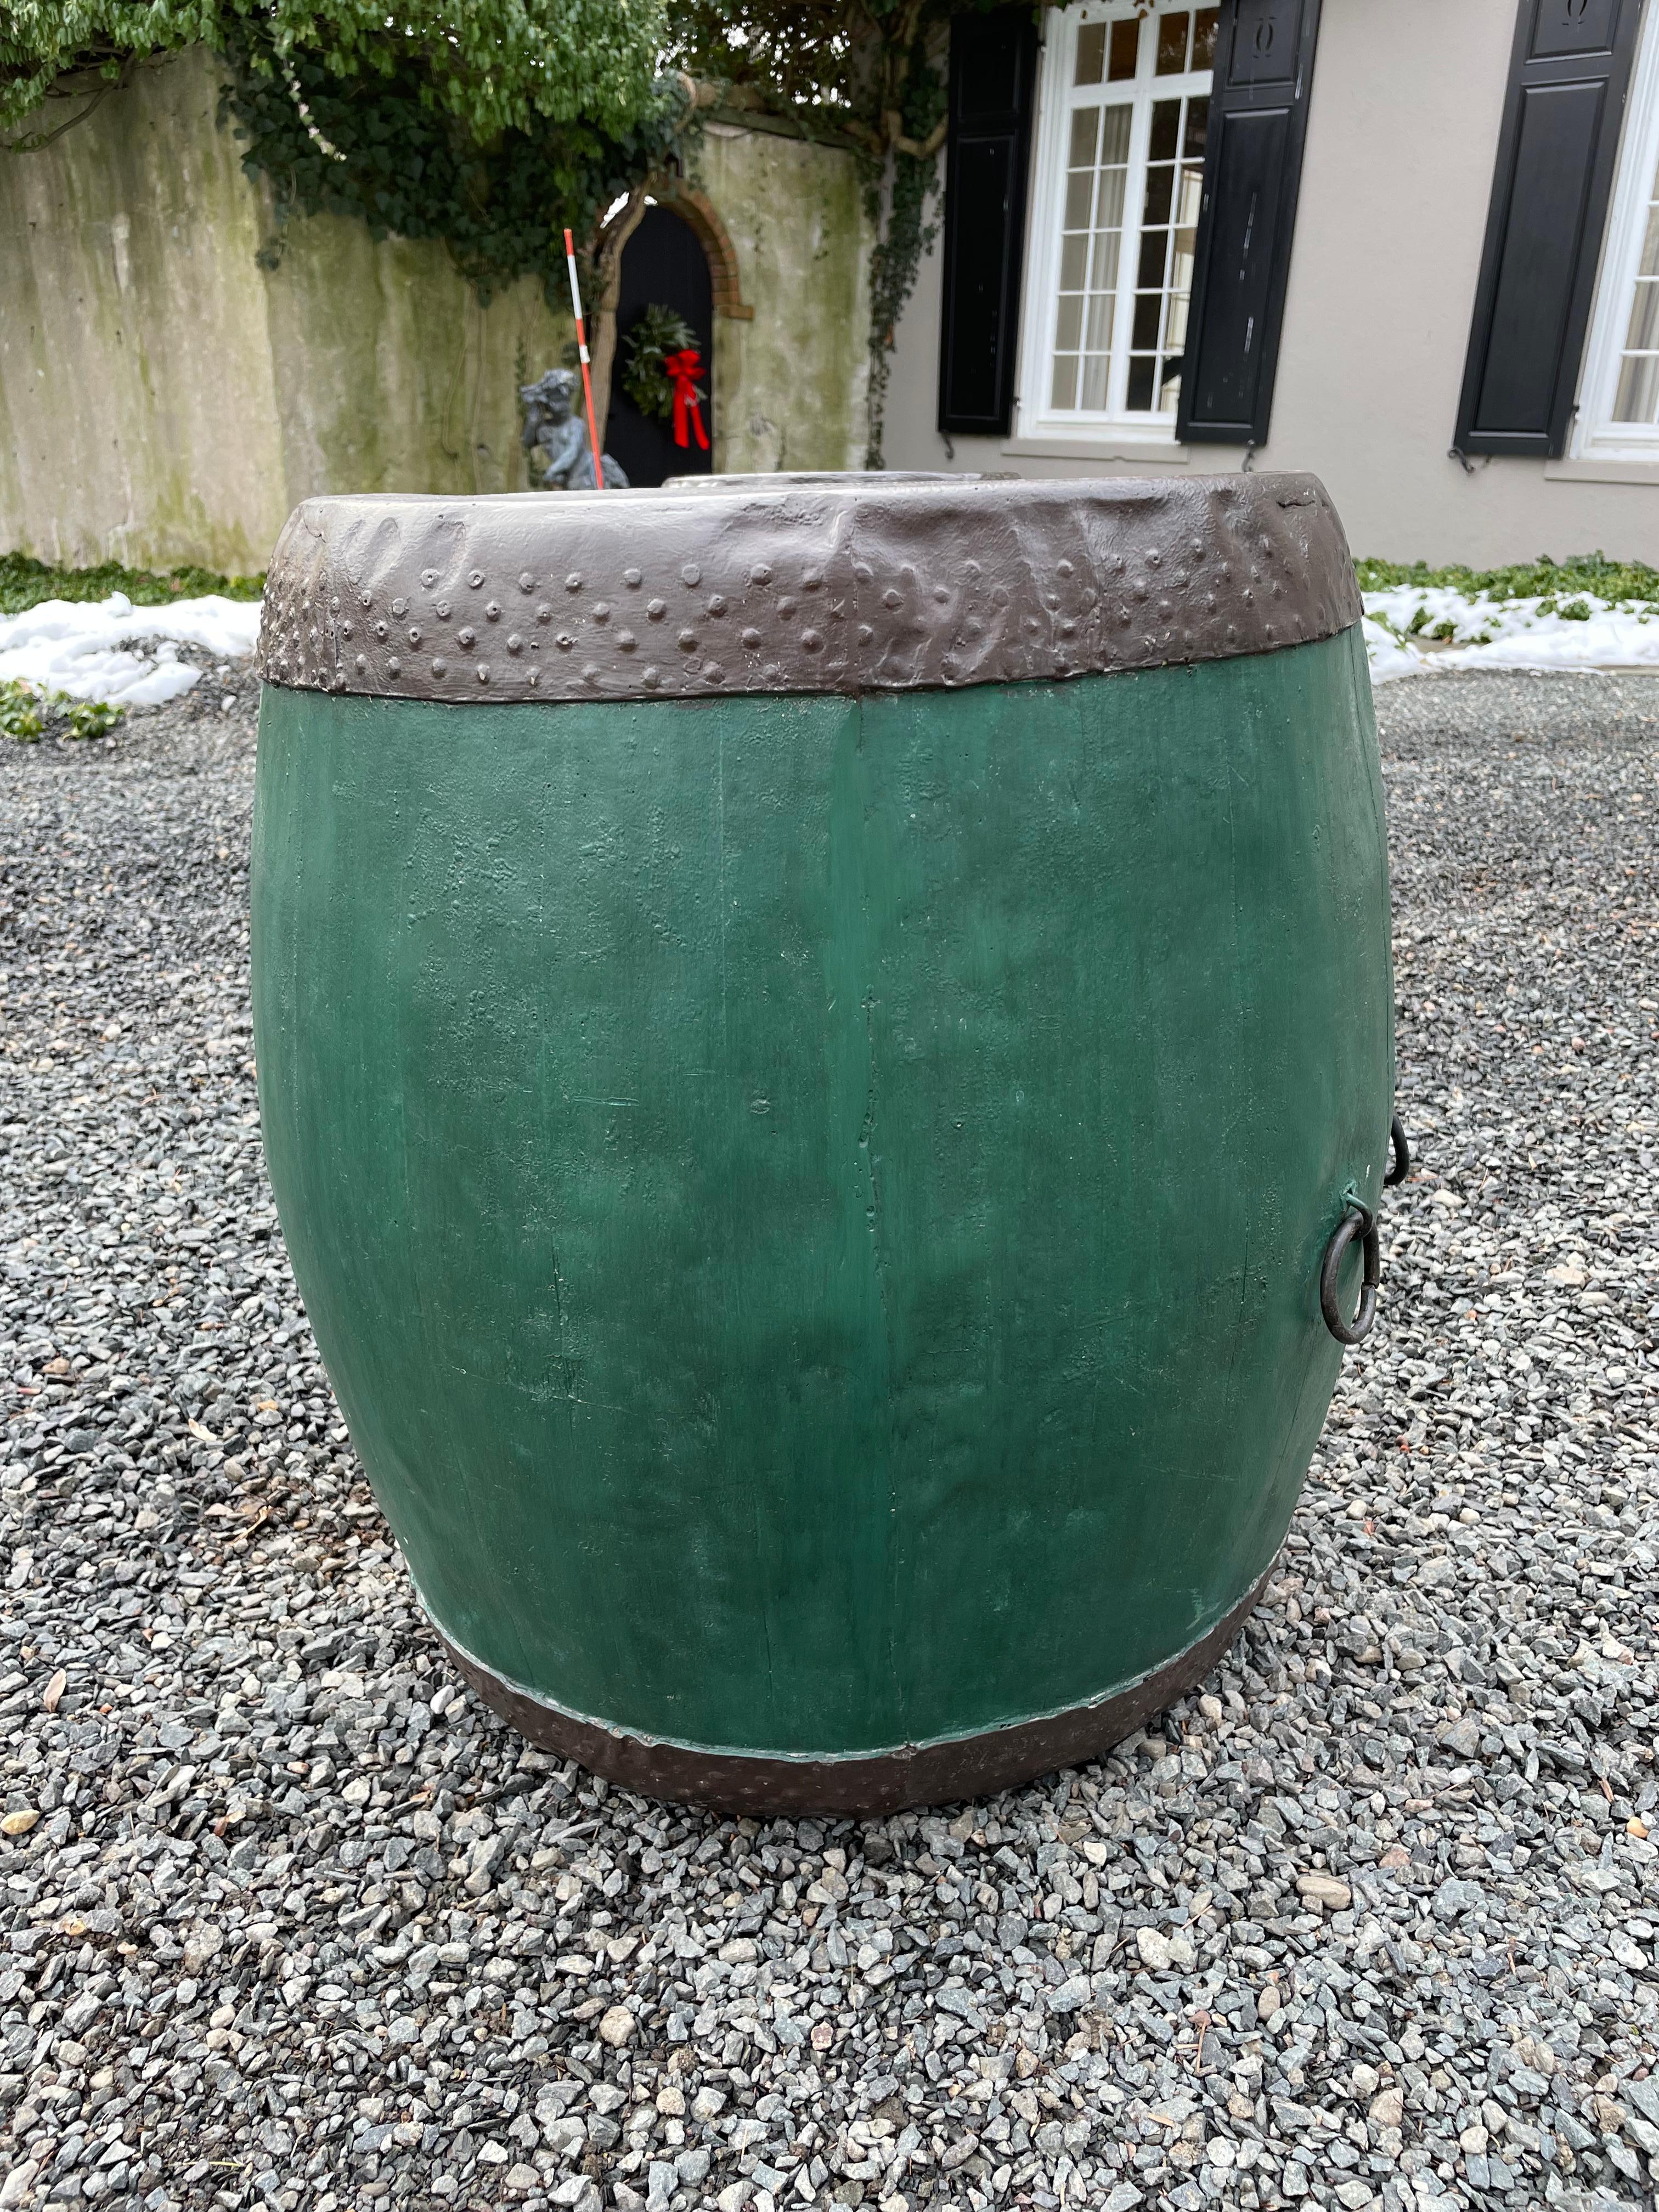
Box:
[883,0,1659,564]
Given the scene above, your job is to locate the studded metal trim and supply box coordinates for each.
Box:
[423,1566,1273,1816]
[257,472,1361,705]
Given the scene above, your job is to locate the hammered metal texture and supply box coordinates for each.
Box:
[257,471,1361,704]
[432,1568,1272,1816]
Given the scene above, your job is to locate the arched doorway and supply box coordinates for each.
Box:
[606,204,715,487]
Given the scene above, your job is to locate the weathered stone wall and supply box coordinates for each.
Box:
[692,122,872,478]
[0,52,872,573]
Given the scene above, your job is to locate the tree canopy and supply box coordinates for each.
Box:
[1,1,668,144]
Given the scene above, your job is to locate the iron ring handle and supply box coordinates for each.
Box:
[1385,1113,1410,1187]
[1321,1203,1379,1346]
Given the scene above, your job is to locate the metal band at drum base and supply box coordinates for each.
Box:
[420,1565,1275,1816]
[257,471,1361,707]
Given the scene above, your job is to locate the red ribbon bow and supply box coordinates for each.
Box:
[663,348,710,451]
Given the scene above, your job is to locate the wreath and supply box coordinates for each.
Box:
[622,303,703,424]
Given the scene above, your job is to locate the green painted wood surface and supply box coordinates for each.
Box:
[251,626,1391,1758]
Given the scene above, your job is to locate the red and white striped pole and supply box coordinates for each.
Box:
[563,226,607,490]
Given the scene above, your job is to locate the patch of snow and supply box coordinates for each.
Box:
[1362,584,1659,683]
[0,592,262,708]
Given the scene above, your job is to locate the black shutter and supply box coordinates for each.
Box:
[938,8,1039,437]
[1177,0,1323,447]
[1454,0,1643,458]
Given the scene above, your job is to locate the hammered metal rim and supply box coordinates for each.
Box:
[257,471,1359,707]
[420,1566,1274,1816]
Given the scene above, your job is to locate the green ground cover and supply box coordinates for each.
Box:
[1354,552,1659,603]
[0,552,264,618]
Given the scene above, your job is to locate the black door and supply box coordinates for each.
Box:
[606,205,715,487]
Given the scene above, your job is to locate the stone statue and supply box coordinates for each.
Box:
[520,368,629,490]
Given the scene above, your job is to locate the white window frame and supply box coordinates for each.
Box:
[1014,0,1214,449]
[1573,0,1659,460]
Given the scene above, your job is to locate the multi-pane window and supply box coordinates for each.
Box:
[1612,151,1659,425]
[1032,2,1216,432]
[1575,0,1659,459]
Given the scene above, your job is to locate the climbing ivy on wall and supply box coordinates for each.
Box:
[216,19,687,309]
[1,2,684,306]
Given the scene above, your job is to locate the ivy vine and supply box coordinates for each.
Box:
[216,19,689,308]
[861,37,948,469]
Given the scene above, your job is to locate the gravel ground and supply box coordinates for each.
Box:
[1,669,1657,2212]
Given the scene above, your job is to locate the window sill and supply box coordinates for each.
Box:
[1002,433,1191,463]
[1545,453,1659,485]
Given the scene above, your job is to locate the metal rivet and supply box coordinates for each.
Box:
[392,597,408,617]
[647,600,666,620]
[801,629,822,651]
[408,627,421,646]
[556,633,574,650]
[536,603,552,623]
[458,627,476,647]
[617,631,636,651]
[680,562,702,585]
[519,571,536,591]
[933,586,949,604]
[856,624,873,645]
[375,621,388,640]
[582,664,599,682]
[642,667,661,688]
[741,628,762,650]
[778,596,797,617]
[529,669,540,686]
[388,656,401,677]
[421,569,438,588]
[359,590,372,608]
[341,621,354,639]
[477,663,491,682]
[469,571,485,589]
[566,573,583,592]
[485,601,501,620]
[749,563,771,585]
[593,603,611,623]
[355,653,368,673]
[431,657,448,676]
[703,663,724,684]
[1057,560,1074,578]
[436,601,452,620]
[802,568,823,590]
[624,568,642,587]
[678,630,697,651]
[506,635,522,655]
[882,589,901,609]
[707,595,727,617]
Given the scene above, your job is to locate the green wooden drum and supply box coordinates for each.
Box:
[251,472,1391,1813]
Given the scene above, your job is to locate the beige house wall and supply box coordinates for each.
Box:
[0,52,870,573]
[883,0,1659,566]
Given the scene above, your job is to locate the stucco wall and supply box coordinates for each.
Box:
[694,123,873,477]
[0,53,872,572]
[882,0,1659,566]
